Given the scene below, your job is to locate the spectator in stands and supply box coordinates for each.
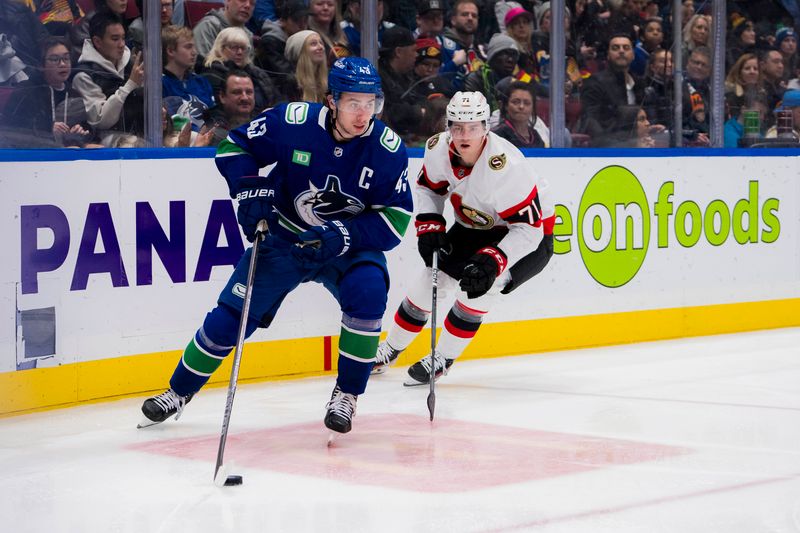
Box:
[765,88,800,139]
[72,12,144,143]
[612,105,656,147]
[378,25,424,140]
[414,0,445,38]
[307,0,349,61]
[0,0,50,75]
[531,2,582,95]
[194,0,255,58]
[4,36,93,146]
[491,79,545,148]
[724,90,769,147]
[725,53,762,115]
[775,27,797,83]
[465,33,520,110]
[386,0,418,31]
[641,48,673,132]
[283,30,328,103]
[250,0,276,33]
[412,36,455,100]
[680,14,710,66]
[26,0,85,37]
[69,0,131,61]
[129,0,173,52]
[682,46,711,146]
[607,0,643,42]
[578,33,645,147]
[631,18,663,77]
[202,27,279,112]
[504,6,537,76]
[255,0,307,92]
[575,0,610,61]
[759,47,787,114]
[203,69,255,145]
[162,25,215,131]
[443,0,486,88]
[162,103,214,146]
[726,17,757,70]
[341,0,394,57]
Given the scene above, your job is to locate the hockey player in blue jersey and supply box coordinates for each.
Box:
[139,57,413,434]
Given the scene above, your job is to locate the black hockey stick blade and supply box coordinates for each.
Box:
[427,390,436,421]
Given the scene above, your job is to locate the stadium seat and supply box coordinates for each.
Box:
[185,1,223,28]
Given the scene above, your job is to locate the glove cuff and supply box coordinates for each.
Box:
[476,246,508,275]
[415,213,446,236]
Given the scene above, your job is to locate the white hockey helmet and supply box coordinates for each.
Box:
[446,91,491,123]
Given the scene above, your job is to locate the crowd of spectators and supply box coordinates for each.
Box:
[1,0,799,148]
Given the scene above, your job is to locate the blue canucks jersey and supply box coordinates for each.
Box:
[215,102,414,252]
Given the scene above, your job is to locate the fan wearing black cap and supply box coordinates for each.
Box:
[378,25,428,140]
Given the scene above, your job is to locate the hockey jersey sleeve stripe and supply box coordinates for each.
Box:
[377,206,412,240]
[216,137,248,157]
[498,185,541,221]
[417,165,449,196]
[542,214,556,235]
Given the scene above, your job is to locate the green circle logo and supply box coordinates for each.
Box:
[578,166,650,287]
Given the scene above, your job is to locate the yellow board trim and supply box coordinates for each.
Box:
[2,298,799,416]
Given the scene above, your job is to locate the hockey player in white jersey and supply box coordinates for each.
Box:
[373,91,555,384]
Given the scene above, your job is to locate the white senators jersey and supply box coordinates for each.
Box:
[416,131,555,268]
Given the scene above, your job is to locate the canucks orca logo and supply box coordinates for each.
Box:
[294,175,365,226]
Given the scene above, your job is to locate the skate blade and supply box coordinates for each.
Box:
[136,416,162,429]
[327,432,337,447]
[370,365,388,375]
[403,378,430,387]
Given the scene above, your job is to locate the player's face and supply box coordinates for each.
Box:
[449,120,486,164]
[332,92,376,138]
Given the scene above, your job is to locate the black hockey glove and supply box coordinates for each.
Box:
[460,247,508,298]
[415,213,449,267]
[235,176,275,242]
[291,220,355,268]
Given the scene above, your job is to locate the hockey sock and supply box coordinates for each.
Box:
[386,297,430,351]
[337,314,381,395]
[436,299,487,360]
[169,305,258,397]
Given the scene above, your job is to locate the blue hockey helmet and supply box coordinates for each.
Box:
[328,57,384,113]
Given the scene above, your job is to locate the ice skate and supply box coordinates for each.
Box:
[324,385,357,434]
[137,389,194,428]
[404,352,454,386]
[371,341,402,375]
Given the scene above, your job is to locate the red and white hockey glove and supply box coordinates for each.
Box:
[415,213,449,267]
[460,247,508,298]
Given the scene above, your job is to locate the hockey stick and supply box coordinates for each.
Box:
[214,219,268,487]
[427,251,439,422]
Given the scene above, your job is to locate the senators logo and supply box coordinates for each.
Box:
[450,193,494,228]
[426,133,440,150]
[488,153,507,170]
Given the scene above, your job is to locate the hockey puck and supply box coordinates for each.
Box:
[224,475,243,486]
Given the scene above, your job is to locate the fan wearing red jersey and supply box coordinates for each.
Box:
[374,91,555,385]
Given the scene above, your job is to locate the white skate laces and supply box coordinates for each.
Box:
[326,386,357,420]
[152,389,189,420]
[420,352,448,375]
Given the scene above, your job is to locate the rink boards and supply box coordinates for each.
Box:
[1,148,799,414]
